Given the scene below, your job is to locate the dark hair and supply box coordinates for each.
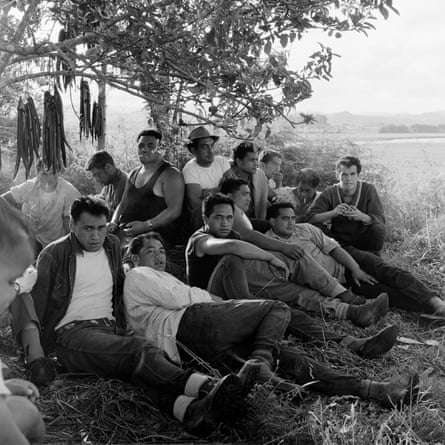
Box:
[336,156,362,174]
[70,196,109,222]
[137,129,162,141]
[86,151,115,171]
[203,193,234,218]
[260,150,281,164]
[0,198,33,253]
[267,202,295,220]
[296,168,320,188]
[232,141,259,162]
[127,232,165,255]
[220,178,249,195]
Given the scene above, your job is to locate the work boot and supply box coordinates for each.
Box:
[337,289,366,305]
[365,371,420,408]
[256,360,305,397]
[348,324,399,359]
[347,293,389,328]
[183,374,244,435]
[26,357,56,387]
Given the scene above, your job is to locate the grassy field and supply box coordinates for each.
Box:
[2,122,445,444]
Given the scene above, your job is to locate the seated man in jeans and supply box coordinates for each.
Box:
[124,232,416,407]
[198,189,388,327]
[30,196,249,435]
[267,202,445,315]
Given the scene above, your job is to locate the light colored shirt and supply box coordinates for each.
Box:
[265,224,346,282]
[0,359,10,396]
[56,248,114,329]
[182,155,230,189]
[124,266,212,363]
[11,176,80,246]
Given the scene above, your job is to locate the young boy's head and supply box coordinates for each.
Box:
[0,199,34,313]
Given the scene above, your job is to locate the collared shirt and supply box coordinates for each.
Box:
[265,224,346,282]
[124,266,212,363]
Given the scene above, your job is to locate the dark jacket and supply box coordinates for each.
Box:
[32,232,126,353]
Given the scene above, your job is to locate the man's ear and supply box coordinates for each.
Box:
[130,254,140,267]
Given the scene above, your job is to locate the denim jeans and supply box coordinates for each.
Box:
[208,255,349,320]
[55,320,194,414]
[345,246,434,312]
[176,299,290,372]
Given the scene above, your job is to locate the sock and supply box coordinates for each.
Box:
[173,395,195,422]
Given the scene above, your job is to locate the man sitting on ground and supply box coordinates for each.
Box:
[30,196,249,435]
[109,128,184,246]
[124,232,416,408]
[259,150,283,203]
[266,202,445,315]
[274,168,322,222]
[307,156,385,255]
[182,127,230,231]
[186,193,389,328]
[220,142,268,220]
[86,151,128,215]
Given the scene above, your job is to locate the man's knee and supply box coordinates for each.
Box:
[219,254,244,269]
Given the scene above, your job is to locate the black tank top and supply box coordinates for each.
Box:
[120,161,171,224]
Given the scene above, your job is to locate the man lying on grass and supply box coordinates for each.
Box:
[26,196,252,436]
[124,231,418,408]
[205,184,388,327]
[267,202,445,316]
[0,199,45,445]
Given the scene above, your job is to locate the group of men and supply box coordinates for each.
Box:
[2,125,445,441]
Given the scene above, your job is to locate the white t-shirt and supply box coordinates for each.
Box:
[182,156,230,190]
[56,248,114,329]
[11,177,80,246]
[0,359,10,396]
[124,267,212,363]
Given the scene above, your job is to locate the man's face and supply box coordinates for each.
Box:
[192,137,215,167]
[37,169,58,190]
[262,156,282,179]
[72,212,108,252]
[0,234,34,314]
[295,183,316,203]
[90,164,114,186]
[337,164,359,195]
[270,207,297,237]
[137,135,162,164]
[230,185,251,213]
[136,238,166,272]
[204,204,234,238]
[237,152,259,175]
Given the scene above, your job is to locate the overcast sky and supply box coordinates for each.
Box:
[290,0,445,114]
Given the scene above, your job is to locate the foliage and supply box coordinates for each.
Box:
[0,0,398,137]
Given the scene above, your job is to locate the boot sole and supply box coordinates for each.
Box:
[358,324,399,359]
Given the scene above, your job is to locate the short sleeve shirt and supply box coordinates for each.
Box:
[182,156,230,190]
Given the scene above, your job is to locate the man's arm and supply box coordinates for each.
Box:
[0,398,30,445]
[185,183,203,211]
[330,246,377,286]
[1,192,20,209]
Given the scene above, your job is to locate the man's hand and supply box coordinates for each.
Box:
[351,268,378,287]
[343,206,371,223]
[107,222,119,234]
[333,203,352,217]
[268,256,289,280]
[121,221,150,237]
[5,379,40,402]
[282,243,305,260]
[15,266,37,294]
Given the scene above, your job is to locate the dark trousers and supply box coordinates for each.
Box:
[177,299,290,372]
[345,246,434,312]
[55,321,194,414]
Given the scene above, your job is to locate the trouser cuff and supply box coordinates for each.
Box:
[173,395,195,422]
[251,348,274,367]
[184,373,209,397]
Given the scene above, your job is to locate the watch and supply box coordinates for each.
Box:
[13,282,21,295]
